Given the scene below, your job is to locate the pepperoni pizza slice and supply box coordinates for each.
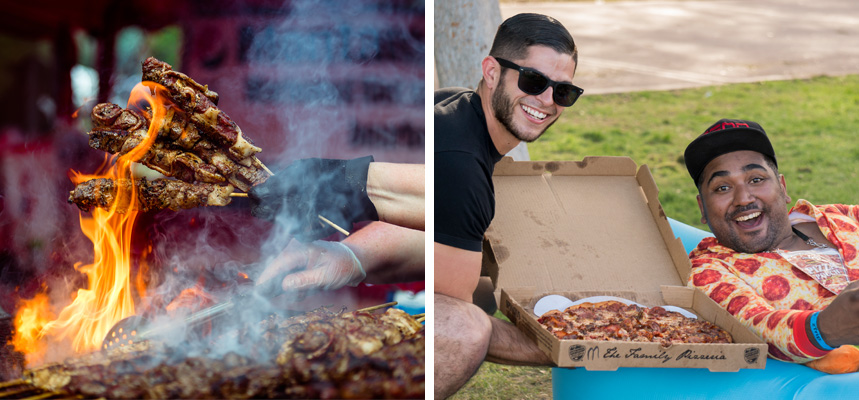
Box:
[536,301,732,346]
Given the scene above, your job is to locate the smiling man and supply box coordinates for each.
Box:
[684,119,859,372]
[434,13,581,398]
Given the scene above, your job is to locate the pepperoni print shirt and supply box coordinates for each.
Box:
[687,200,859,363]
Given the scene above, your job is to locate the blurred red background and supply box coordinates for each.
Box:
[0,0,425,380]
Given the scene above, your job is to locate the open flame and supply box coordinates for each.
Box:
[11,82,171,364]
[10,291,54,366]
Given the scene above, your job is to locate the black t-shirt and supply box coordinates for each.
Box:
[434,88,504,252]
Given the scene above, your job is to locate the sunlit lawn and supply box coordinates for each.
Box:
[451,74,859,400]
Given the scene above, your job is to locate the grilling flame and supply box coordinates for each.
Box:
[10,292,54,366]
[11,82,170,364]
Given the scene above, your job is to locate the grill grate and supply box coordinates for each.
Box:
[0,302,423,399]
[0,379,78,399]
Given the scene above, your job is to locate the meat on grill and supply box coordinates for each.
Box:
[24,306,425,399]
[68,178,234,213]
[142,57,262,161]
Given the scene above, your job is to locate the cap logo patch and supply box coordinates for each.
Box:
[704,121,751,134]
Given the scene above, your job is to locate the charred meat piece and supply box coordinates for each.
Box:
[92,103,148,133]
[142,57,262,161]
[87,128,227,185]
[88,103,267,189]
[277,308,423,366]
[68,178,234,213]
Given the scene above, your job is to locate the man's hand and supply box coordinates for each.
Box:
[256,240,367,295]
[818,280,859,347]
[248,157,378,242]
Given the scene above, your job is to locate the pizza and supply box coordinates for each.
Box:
[536,300,732,345]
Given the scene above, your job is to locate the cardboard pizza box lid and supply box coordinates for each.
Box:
[484,156,693,305]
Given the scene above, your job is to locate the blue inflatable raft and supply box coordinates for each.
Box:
[552,218,858,399]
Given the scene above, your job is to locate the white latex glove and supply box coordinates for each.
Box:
[257,240,366,293]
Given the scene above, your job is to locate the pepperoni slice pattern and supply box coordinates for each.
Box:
[762,275,790,301]
[748,307,769,325]
[766,310,790,330]
[842,243,857,263]
[790,299,812,310]
[692,269,721,286]
[833,217,857,232]
[733,258,761,275]
[686,200,859,362]
[727,295,749,315]
[710,282,736,303]
[768,343,793,362]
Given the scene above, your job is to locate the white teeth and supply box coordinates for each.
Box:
[735,212,761,222]
[522,105,547,120]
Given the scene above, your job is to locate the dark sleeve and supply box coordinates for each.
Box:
[434,151,494,252]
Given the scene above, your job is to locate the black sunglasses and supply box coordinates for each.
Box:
[495,57,584,107]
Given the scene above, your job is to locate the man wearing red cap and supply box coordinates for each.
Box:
[684,118,859,372]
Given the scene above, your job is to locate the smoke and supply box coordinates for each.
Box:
[229,0,423,358]
[242,0,425,162]
[33,0,425,362]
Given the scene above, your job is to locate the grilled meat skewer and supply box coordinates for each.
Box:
[88,128,227,185]
[68,178,234,213]
[88,103,267,191]
[142,57,262,161]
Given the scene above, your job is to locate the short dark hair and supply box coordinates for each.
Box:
[489,13,578,65]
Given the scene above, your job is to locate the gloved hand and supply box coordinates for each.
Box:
[255,240,366,294]
[248,156,379,242]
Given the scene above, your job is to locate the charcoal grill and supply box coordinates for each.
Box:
[0,379,79,400]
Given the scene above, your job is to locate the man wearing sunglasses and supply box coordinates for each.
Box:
[434,13,581,398]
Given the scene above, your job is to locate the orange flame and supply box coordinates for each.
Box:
[12,82,173,363]
[166,284,217,316]
[10,292,54,366]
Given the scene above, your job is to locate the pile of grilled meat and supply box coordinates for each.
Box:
[25,307,425,399]
[68,57,269,213]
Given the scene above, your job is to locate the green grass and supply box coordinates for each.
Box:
[532,75,859,229]
[452,74,859,399]
[451,313,553,400]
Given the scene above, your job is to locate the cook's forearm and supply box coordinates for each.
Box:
[343,222,424,284]
[367,162,424,231]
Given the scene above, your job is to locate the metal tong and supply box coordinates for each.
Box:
[102,276,279,352]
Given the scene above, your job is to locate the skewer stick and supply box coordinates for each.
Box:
[0,379,28,389]
[0,387,38,398]
[411,313,425,319]
[254,157,274,176]
[318,215,350,236]
[227,196,349,238]
[356,301,398,313]
[21,392,58,400]
[415,316,426,324]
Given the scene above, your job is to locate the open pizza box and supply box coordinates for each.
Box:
[487,156,767,371]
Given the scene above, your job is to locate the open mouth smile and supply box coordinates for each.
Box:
[733,211,763,229]
[521,104,547,120]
